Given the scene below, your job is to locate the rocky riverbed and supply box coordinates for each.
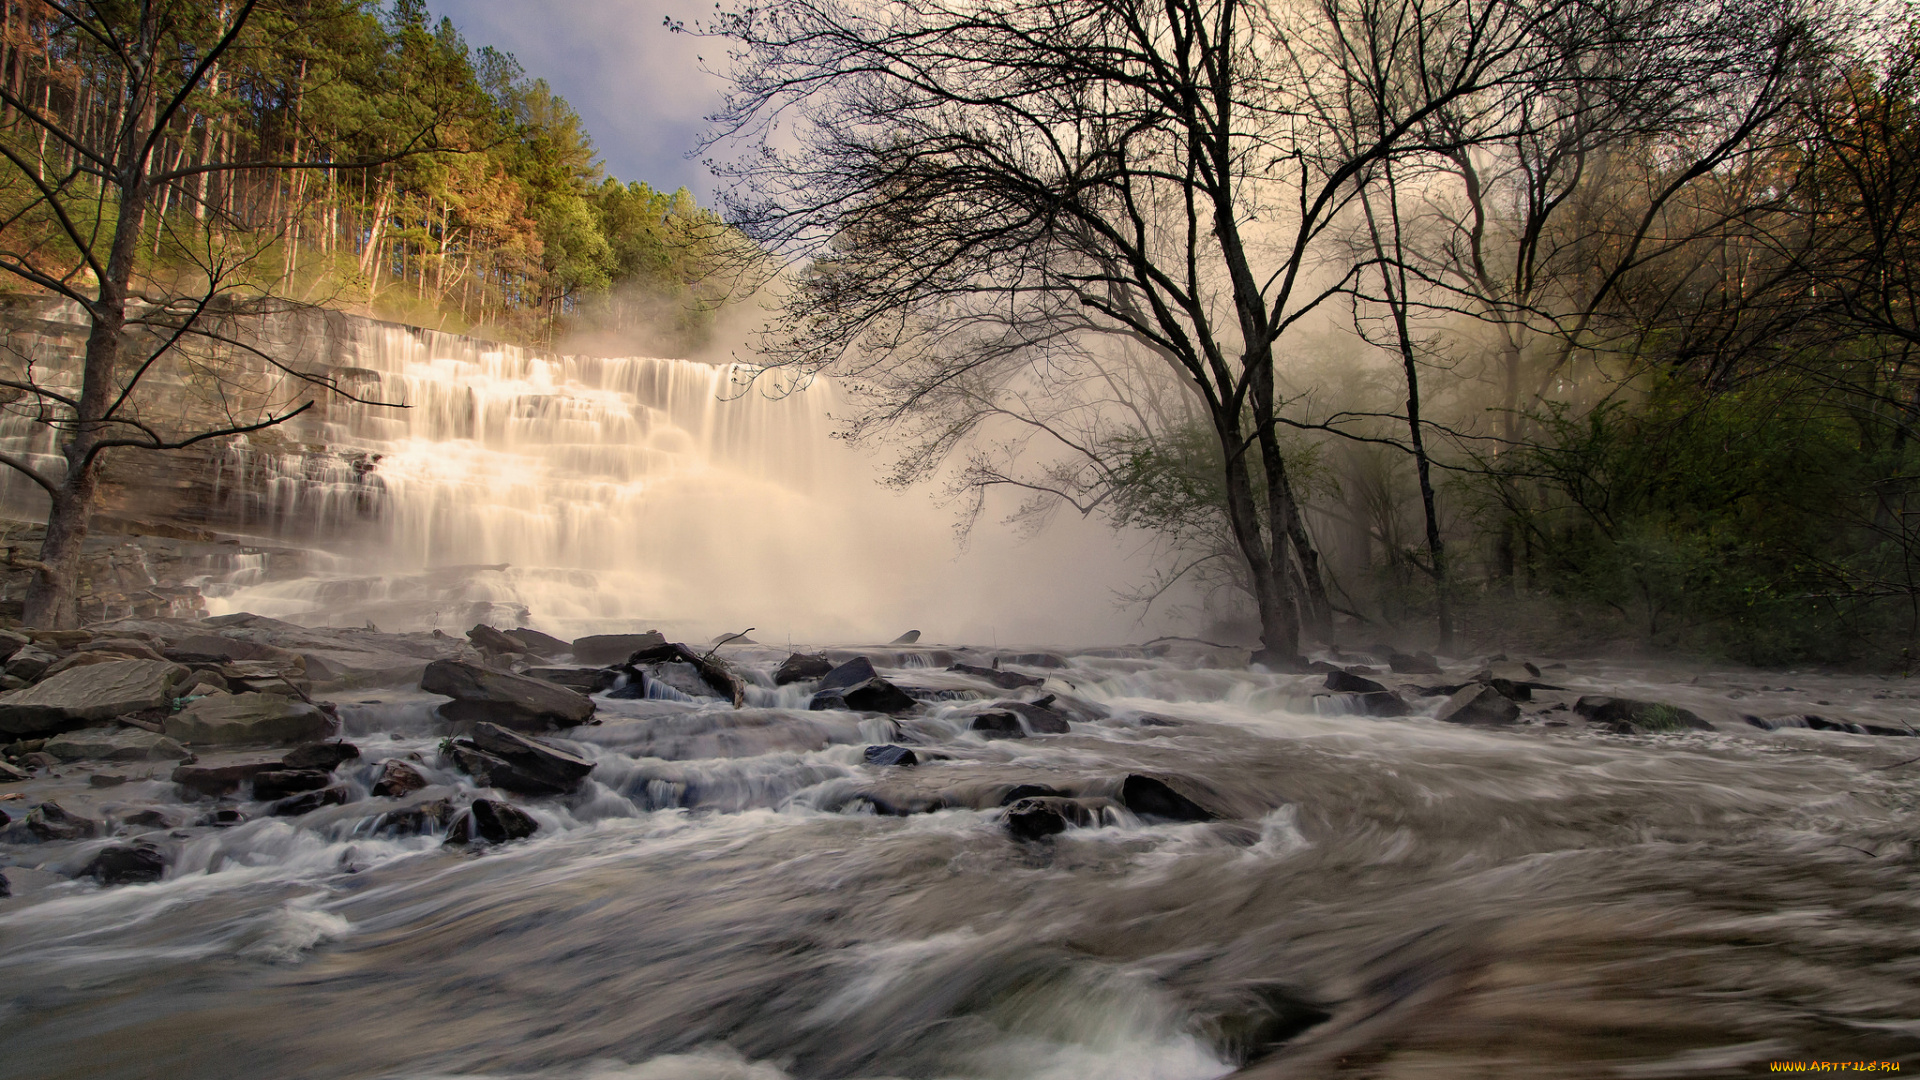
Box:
[3,616,1919,1078]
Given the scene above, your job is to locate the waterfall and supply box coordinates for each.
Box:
[192,318,1152,643]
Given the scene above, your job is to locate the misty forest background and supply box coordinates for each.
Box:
[3,0,1920,666]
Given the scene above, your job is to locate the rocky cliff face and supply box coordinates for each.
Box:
[0,296,413,624]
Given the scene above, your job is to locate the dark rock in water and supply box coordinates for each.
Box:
[570,632,668,666]
[505,628,569,658]
[1200,984,1333,1065]
[624,642,746,707]
[83,843,166,885]
[421,659,597,730]
[27,801,98,841]
[774,653,835,685]
[1325,670,1388,694]
[357,798,454,838]
[1351,691,1411,717]
[0,759,28,782]
[863,745,919,766]
[172,759,281,798]
[0,871,8,897]
[888,630,922,645]
[280,741,360,771]
[1004,798,1068,841]
[88,773,128,788]
[444,798,537,846]
[949,663,1044,690]
[1481,677,1532,702]
[524,666,618,694]
[1574,696,1710,733]
[970,712,1027,739]
[371,759,429,797]
[819,657,880,693]
[993,700,1072,734]
[447,722,595,796]
[197,807,247,828]
[1411,683,1468,697]
[1000,783,1067,805]
[996,651,1069,669]
[269,785,351,816]
[1305,660,1343,675]
[1389,651,1443,675]
[1747,713,1915,737]
[1120,774,1217,822]
[1436,684,1520,726]
[466,623,523,655]
[0,658,191,737]
[121,809,174,828]
[252,769,334,801]
[812,676,917,714]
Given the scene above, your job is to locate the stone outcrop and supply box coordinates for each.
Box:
[0,659,190,736]
[1435,684,1520,726]
[420,659,597,730]
[43,727,189,762]
[444,798,538,845]
[570,632,667,666]
[446,722,594,796]
[1574,696,1711,733]
[164,692,334,746]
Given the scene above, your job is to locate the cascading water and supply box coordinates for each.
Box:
[204,321,1154,644]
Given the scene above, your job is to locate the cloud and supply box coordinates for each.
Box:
[428,0,729,201]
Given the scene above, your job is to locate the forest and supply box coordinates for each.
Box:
[0,0,741,351]
[708,0,1920,668]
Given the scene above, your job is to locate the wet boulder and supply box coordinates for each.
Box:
[505,628,569,658]
[863,744,919,767]
[570,632,667,666]
[1435,684,1520,726]
[446,722,595,796]
[0,759,26,782]
[444,798,538,846]
[1388,650,1443,675]
[992,699,1072,734]
[0,659,191,737]
[252,769,335,801]
[1324,670,1389,694]
[164,692,334,746]
[523,666,618,694]
[1350,691,1412,718]
[1119,774,1218,822]
[949,663,1045,690]
[356,797,455,838]
[26,801,98,841]
[196,807,247,828]
[1574,696,1710,733]
[624,642,746,707]
[4,645,57,682]
[969,711,1026,739]
[818,656,880,692]
[999,783,1067,804]
[280,741,361,771]
[466,623,523,656]
[420,659,597,730]
[43,727,189,762]
[83,843,166,886]
[268,786,351,816]
[1004,798,1068,841]
[774,652,835,685]
[812,678,918,714]
[371,759,429,797]
[172,759,282,798]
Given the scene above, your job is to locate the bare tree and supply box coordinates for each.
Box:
[0,0,473,627]
[699,0,1650,664]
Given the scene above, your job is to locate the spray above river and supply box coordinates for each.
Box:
[199,320,1157,645]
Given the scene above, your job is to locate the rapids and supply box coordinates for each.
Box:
[3,648,1919,1078]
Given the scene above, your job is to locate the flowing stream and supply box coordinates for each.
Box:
[3,650,1920,1079]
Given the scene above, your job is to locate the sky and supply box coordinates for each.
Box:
[425,0,730,204]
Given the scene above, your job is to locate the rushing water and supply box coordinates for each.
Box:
[4,649,1920,1079]
[193,321,1152,644]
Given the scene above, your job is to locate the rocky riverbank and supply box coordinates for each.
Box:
[4,613,1917,1075]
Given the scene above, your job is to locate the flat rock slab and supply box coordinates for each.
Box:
[570,633,667,666]
[173,759,284,797]
[44,727,190,762]
[448,722,594,796]
[164,693,335,746]
[1436,684,1520,726]
[421,660,596,729]
[0,659,190,736]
